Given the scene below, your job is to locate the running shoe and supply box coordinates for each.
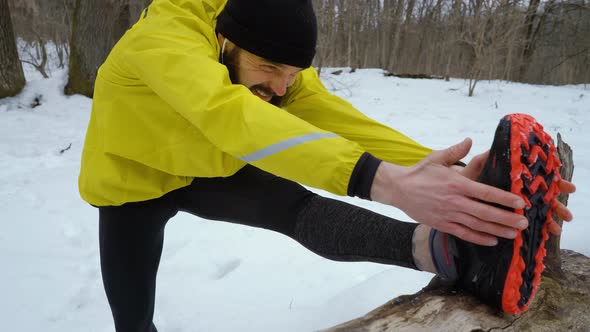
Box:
[455,113,562,314]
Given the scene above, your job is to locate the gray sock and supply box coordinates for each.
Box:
[294,195,419,270]
[429,229,459,281]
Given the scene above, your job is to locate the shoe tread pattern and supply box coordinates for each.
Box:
[502,113,561,314]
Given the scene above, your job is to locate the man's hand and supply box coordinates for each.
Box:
[371,138,575,246]
[455,149,576,236]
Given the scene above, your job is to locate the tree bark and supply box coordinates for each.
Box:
[0,0,26,98]
[543,133,574,277]
[65,0,131,97]
[387,0,406,71]
[323,135,586,332]
[323,250,590,332]
[517,0,542,82]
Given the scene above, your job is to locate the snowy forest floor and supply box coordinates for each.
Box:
[1,62,589,332]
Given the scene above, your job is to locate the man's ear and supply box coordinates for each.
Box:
[218,34,235,48]
[218,34,230,65]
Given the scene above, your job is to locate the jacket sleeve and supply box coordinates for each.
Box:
[119,19,365,196]
[281,68,433,166]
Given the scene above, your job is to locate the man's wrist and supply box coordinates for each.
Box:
[348,152,382,200]
[369,161,407,206]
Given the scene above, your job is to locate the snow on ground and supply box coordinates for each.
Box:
[1,61,588,332]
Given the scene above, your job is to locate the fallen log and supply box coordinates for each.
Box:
[383,71,445,80]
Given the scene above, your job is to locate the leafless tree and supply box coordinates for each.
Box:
[310,0,589,86]
[5,0,589,88]
[65,0,131,96]
[19,34,49,78]
[0,0,26,98]
[65,0,151,97]
[8,0,74,77]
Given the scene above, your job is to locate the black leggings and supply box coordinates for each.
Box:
[99,165,418,332]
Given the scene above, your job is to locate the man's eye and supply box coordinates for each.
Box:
[261,65,277,72]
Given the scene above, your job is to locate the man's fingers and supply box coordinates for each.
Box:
[450,211,519,239]
[548,221,562,236]
[441,222,498,246]
[464,179,525,210]
[471,150,490,168]
[429,138,472,166]
[554,201,573,221]
[558,179,576,194]
[460,150,490,181]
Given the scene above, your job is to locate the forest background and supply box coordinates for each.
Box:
[1,0,589,100]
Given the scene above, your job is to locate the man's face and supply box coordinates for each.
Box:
[223,43,304,104]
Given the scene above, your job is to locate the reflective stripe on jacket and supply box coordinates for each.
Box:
[79,0,432,206]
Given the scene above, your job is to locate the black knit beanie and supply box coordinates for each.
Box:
[216,0,317,68]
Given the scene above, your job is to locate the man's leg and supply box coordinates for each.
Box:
[99,194,177,332]
[412,224,459,281]
[411,224,437,273]
[174,165,419,269]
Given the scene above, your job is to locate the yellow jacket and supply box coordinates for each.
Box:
[79,0,432,206]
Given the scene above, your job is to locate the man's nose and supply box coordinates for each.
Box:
[269,76,290,97]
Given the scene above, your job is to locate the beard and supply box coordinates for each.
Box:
[222,47,283,106]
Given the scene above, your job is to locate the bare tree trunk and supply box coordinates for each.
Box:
[443,0,463,80]
[65,0,131,97]
[0,0,26,98]
[444,54,452,81]
[544,133,574,277]
[504,41,515,81]
[346,1,353,68]
[517,0,541,81]
[380,0,393,69]
[129,0,151,22]
[398,0,416,72]
[387,0,406,71]
[468,58,482,97]
[314,0,335,75]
